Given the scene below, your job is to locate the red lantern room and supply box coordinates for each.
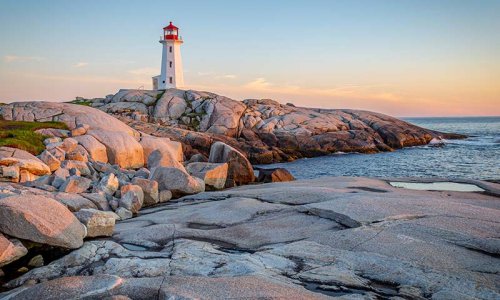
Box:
[163,22,179,40]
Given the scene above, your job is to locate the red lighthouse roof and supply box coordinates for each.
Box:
[163,21,180,40]
[163,22,178,30]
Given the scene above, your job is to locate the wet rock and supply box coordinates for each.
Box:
[0,195,85,248]
[257,168,295,183]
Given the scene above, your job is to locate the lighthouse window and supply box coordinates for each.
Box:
[169,46,172,53]
[169,61,172,68]
[169,77,173,84]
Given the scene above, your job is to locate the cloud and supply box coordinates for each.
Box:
[217,74,237,79]
[74,62,89,68]
[240,78,401,103]
[244,77,272,89]
[197,72,237,79]
[128,67,158,76]
[3,55,44,63]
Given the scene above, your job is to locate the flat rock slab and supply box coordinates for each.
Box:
[2,177,499,299]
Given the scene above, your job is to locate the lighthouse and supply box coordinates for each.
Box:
[152,22,184,90]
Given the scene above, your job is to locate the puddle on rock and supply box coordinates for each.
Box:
[390,181,485,192]
[121,243,149,251]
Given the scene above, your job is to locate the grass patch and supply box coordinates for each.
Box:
[67,99,93,106]
[0,119,68,155]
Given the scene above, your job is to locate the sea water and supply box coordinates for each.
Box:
[258,117,500,181]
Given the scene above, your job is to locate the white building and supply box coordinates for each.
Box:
[152,22,184,90]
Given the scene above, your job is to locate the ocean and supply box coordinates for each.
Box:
[258,117,500,181]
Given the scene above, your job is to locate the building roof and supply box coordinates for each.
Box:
[163,22,178,30]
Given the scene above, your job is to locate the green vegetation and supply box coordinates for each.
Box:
[0,118,68,155]
[156,91,165,101]
[67,99,92,106]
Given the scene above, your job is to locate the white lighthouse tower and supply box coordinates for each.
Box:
[152,22,184,90]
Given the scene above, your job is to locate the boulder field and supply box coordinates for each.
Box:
[0,90,488,299]
[0,99,263,283]
[1,177,499,299]
[89,88,465,163]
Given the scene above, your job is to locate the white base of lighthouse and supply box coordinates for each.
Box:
[153,39,184,90]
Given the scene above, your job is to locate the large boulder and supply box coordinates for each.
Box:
[139,135,183,166]
[88,130,144,169]
[186,162,228,190]
[0,195,86,248]
[150,167,205,197]
[0,233,28,267]
[72,135,108,163]
[208,142,255,187]
[0,101,138,137]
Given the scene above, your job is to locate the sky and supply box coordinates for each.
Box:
[0,0,499,117]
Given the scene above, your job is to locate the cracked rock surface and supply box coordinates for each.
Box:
[2,176,499,299]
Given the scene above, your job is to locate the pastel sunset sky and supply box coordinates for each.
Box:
[0,0,499,117]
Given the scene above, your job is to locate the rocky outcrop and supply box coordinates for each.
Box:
[90,88,465,164]
[3,177,499,299]
[0,101,138,137]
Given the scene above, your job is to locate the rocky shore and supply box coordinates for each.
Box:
[1,177,499,299]
[85,89,465,164]
[0,89,493,299]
